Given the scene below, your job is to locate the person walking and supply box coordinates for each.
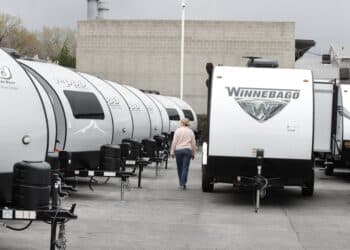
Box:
[171,118,197,190]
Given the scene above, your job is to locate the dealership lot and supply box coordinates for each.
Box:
[1,156,350,250]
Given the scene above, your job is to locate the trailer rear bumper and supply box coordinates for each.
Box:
[205,156,314,186]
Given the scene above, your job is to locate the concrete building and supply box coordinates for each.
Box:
[77,20,295,114]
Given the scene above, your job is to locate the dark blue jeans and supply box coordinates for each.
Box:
[175,148,192,186]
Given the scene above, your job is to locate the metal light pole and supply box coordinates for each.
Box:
[180,0,186,100]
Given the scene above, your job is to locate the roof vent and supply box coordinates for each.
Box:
[243,56,278,68]
[340,68,350,81]
[322,54,331,64]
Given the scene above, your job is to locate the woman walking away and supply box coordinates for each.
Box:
[171,118,197,190]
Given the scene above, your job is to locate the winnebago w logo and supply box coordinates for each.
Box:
[226,87,300,122]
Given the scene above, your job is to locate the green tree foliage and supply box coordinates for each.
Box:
[55,43,76,68]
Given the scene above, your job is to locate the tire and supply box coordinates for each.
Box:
[324,165,334,176]
[302,169,314,196]
[202,166,214,192]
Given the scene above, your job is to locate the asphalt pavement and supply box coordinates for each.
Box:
[1,155,350,250]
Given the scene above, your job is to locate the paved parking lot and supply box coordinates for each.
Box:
[2,156,350,250]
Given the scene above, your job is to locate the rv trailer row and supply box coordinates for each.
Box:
[202,61,350,211]
[0,48,198,249]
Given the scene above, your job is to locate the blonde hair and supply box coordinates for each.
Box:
[180,118,191,127]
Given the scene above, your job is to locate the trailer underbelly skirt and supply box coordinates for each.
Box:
[206,156,313,185]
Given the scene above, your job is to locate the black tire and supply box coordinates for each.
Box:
[302,169,314,196]
[324,165,334,176]
[202,166,214,192]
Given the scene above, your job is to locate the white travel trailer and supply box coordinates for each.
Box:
[148,94,185,134]
[313,80,337,168]
[0,50,48,204]
[106,81,151,141]
[203,64,315,196]
[19,59,113,171]
[125,85,163,137]
[168,96,198,133]
[326,82,350,175]
[145,93,170,134]
[0,49,77,249]
[79,73,133,144]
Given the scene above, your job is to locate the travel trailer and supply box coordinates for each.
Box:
[313,80,337,174]
[19,59,113,171]
[203,64,315,197]
[0,51,48,204]
[168,96,198,133]
[0,48,77,249]
[125,85,163,137]
[79,73,134,145]
[148,94,185,134]
[326,81,350,175]
[106,81,151,141]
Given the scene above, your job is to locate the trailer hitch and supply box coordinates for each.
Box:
[237,149,280,213]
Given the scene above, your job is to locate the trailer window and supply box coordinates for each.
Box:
[182,109,194,121]
[64,90,105,119]
[166,108,180,121]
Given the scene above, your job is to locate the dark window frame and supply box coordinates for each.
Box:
[166,108,180,121]
[182,109,194,121]
[64,90,105,120]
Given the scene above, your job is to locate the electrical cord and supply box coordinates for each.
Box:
[2,220,33,231]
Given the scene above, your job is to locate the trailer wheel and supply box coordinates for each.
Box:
[302,170,314,196]
[324,165,334,176]
[202,166,214,192]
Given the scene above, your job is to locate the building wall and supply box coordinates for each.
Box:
[77,20,295,114]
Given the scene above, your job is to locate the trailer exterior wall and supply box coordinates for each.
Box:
[125,85,163,137]
[106,81,151,141]
[209,66,313,160]
[77,20,295,114]
[313,82,334,153]
[0,50,48,203]
[341,84,350,142]
[20,60,113,152]
[79,73,133,144]
[149,94,185,133]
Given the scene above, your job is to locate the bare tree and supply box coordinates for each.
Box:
[0,12,77,65]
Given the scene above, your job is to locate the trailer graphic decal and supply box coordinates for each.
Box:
[226,87,300,122]
[0,66,12,80]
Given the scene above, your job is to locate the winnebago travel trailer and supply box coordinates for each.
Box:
[203,64,315,202]
[0,49,76,249]
[148,94,185,134]
[168,96,198,133]
[19,59,113,171]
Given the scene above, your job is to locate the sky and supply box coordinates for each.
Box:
[1,0,349,52]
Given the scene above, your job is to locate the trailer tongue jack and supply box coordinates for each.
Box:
[1,167,77,250]
[237,149,280,213]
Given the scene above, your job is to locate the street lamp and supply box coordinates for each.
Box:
[180,0,186,100]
